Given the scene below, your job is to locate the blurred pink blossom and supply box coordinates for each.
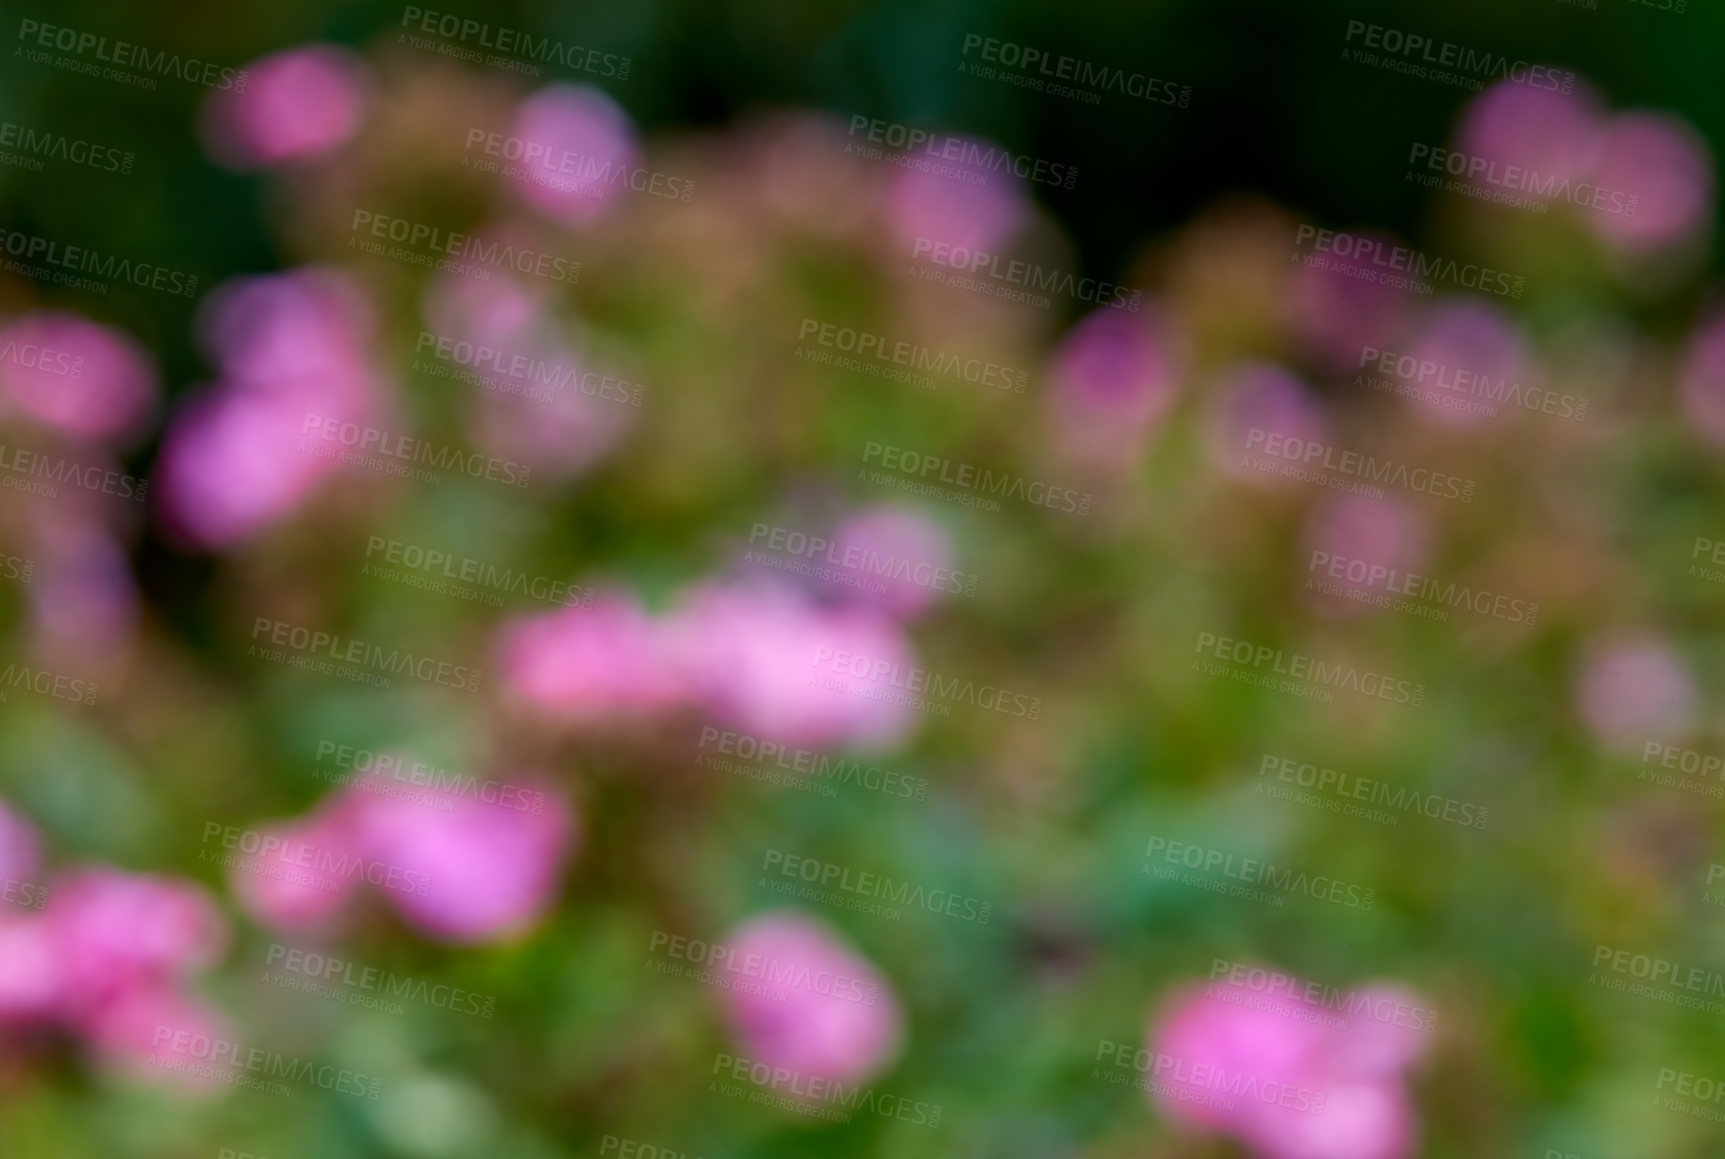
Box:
[883,136,1029,255]
[468,366,632,482]
[200,44,367,169]
[349,777,574,943]
[668,577,918,751]
[1583,113,1714,253]
[0,312,158,446]
[1301,494,1431,618]
[423,270,545,349]
[158,269,390,548]
[226,806,366,934]
[1393,299,1530,428]
[825,505,958,620]
[721,910,902,1085]
[197,267,378,391]
[28,520,140,666]
[1679,308,1725,445]
[507,85,641,226]
[48,869,228,1012]
[499,591,688,721]
[0,799,40,890]
[1048,308,1181,463]
[1574,633,1697,748]
[80,979,231,1086]
[1284,230,1415,371]
[1149,976,1429,1159]
[1205,362,1330,485]
[1453,80,1604,191]
[0,915,62,1022]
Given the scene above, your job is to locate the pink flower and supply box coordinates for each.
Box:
[200,44,367,169]
[28,520,140,666]
[1574,633,1697,749]
[1150,976,1429,1159]
[721,911,902,1085]
[80,980,231,1087]
[227,807,365,934]
[1205,362,1329,485]
[825,505,958,620]
[669,578,918,751]
[1284,230,1415,371]
[1394,299,1530,428]
[1453,80,1604,193]
[1583,113,1714,254]
[883,136,1029,255]
[1048,308,1182,462]
[0,312,158,446]
[467,364,632,482]
[347,778,574,944]
[197,268,377,391]
[1679,308,1725,445]
[0,800,40,890]
[507,85,641,226]
[499,592,688,721]
[157,269,390,548]
[0,915,62,1022]
[155,386,343,548]
[1301,495,1430,618]
[47,869,228,1015]
[423,270,545,349]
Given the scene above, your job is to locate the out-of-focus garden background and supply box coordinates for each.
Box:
[3,0,1725,1156]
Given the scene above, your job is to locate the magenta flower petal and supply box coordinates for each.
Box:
[721,910,903,1085]
[507,85,641,226]
[348,778,574,944]
[201,44,367,169]
[1584,113,1714,253]
[883,136,1030,255]
[826,505,958,620]
[0,312,158,446]
[499,592,687,721]
[669,578,918,751]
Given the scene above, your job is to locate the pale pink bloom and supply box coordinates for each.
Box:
[1048,308,1181,462]
[0,915,62,1021]
[80,980,231,1088]
[1284,230,1415,371]
[1395,299,1529,428]
[499,592,687,721]
[669,577,918,751]
[1453,80,1604,191]
[1679,308,1725,445]
[1583,113,1714,253]
[198,268,377,391]
[1150,977,1429,1159]
[44,868,227,1048]
[1301,495,1430,617]
[156,385,344,548]
[158,269,389,548]
[423,270,544,349]
[28,521,139,665]
[201,44,367,169]
[0,312,158,445]
[347,778,574,944]
[467,364,632,482]
[226,807,364,934]
[1574,633,1697,748]
[0,800,40,890]
[722,911,902,1084]
[507,85,641,226]
[826,505,957,620]
[884,136,1029,255]
[1205,362,1330,485]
